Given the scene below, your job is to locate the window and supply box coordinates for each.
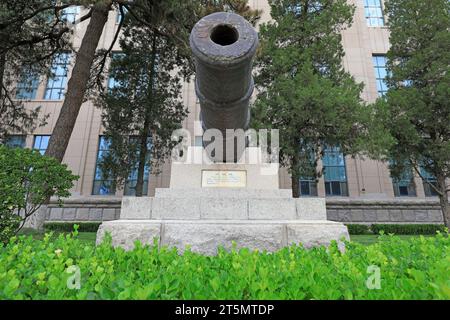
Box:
[44,53,70,100]
[391,168,416,197]
[300,178,318,196]
[373,55,388,96]
[364,0,385,27]
[299,148,318,196]
[288,1,323,16]
[15,71,40,99]
[61,6,79,24]
[92,137,116,195]
[420,167,439,197]
[124,137,151,196]
[5,135,26,148]
[33,135,50,155]
[116,7,128,23]
[107,52,124,90]
[323,146,348,196]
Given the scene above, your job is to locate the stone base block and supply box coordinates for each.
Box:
[96,220,349,255]
[119,194,327,221]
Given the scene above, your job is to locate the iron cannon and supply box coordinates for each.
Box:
[190,12,259,162]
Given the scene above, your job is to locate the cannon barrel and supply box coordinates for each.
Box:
[190,12,259,162]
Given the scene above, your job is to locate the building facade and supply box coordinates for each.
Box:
[6,0,444,224]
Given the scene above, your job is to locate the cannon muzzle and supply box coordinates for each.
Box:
[190,12,259,162]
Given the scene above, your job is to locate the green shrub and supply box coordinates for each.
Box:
[371,224,447,235]
[0,146,79,244]
[44,222,101,233]
[346,224,370,235]
[0,230,448,300]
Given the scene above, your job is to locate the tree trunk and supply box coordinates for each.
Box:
[437,174,450,228]
[135,37,158,197]
[0,52,5,99]
[135,129,149,197]
[0,52,7,143]
[292,174,300,198]
[291,147,301,198]
[45,3,110,162]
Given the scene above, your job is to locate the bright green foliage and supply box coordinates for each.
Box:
[368,0,450,226]
[0,230,448,299]
[0,145,78,244]
[252,0,370,196]
[371,224,447,236]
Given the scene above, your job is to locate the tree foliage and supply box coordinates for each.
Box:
[95,16,189,196]
[0,0,76,142]
[94,0,261,196]
[0,145,78,244]
[369,0,450,226]
[252,0,367,197]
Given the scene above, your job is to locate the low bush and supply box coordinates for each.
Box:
[44,222,101,233]
[371,224,447,235]
[346,224,370,235]
[0,229,448,300]
[0,146,78,244]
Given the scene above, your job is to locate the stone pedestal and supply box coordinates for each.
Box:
[96,147,349,254]
[97,219,348,255]
[97,188,349,254]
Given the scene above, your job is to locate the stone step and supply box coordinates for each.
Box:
[120,196,327,221]
[96,219,349,255]
[155,188,293,198]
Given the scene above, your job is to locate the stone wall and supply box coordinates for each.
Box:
[46,197,121,222]
[326,199,444,224]
[44,196,444,224]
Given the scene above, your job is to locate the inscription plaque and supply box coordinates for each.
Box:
[201,170,247,188]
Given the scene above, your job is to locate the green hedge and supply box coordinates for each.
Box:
[345,223,447,235]
[346,224,371,235]
[43,222,446,236]
[44,222,101,233]
[371,224,447,235]
[0,230,449,299]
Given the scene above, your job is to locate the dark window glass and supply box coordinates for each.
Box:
[107,52,125,90]
[323,146,348,196]
[15,71,40,100]
[92,136,116,195]
[300,179,318,196]
[391,167,416,197]
[5,135,26,148]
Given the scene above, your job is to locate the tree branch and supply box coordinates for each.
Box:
[0,4,74,30]
[94,4,125,88]
[412,164,444,197]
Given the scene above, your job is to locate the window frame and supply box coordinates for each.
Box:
[372,55,388,96]
[364,0,385,27]
[44,52,71,100]
[323,146,349,197]
[92,136,117,196]
[15,71,40,100]
[33,135,51,155]
[5,135,26,148]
